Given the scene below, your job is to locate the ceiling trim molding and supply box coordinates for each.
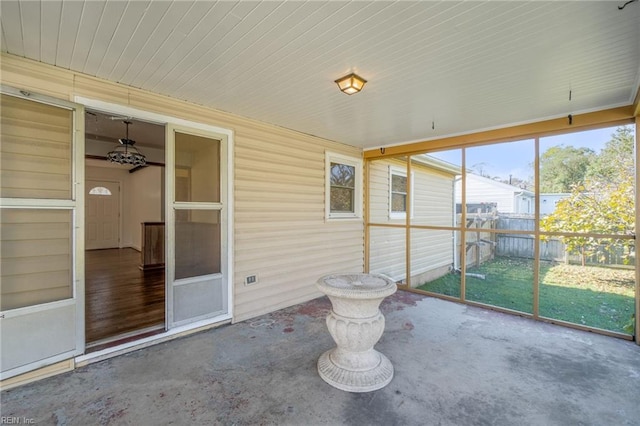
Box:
[364,106,636,159]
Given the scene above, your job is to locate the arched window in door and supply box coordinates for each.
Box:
[89,186,112,196]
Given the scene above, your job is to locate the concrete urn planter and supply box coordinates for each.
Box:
[316,273,397,392]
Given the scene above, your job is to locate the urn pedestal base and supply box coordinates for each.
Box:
[317,348,394,393]
[315,274,397,393]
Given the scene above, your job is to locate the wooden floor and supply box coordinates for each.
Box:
[85,248,165,345]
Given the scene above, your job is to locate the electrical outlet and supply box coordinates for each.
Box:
[245,275,258,286]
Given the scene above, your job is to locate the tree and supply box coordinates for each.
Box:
[540,178,634,265]
[541,126,635,266]
[587,126,634,184]
[539,145,595,193]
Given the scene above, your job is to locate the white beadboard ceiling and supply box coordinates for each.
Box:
[1,1,639,149]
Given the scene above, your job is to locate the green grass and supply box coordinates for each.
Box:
[417,257,635,334]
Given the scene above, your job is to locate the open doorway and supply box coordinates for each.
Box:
[84,110,166,351]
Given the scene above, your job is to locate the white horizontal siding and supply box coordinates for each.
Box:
[368,160,394,224]
[410,229,454,278]
[1,54,364,324]
[456,174,515,213]
[413,168,455,227]
[369,226,405,281]
[368,158,455,282]
[234,127,363,321]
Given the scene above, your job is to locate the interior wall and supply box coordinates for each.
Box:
[128,166,163,251]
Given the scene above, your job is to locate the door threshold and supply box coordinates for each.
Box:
[76,314,232,367]
[85,325,166,353]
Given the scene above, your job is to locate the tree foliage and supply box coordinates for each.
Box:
[540,126,635,266]
[539,145,596,192]
[587,126,635,183]
[540,179,634,265]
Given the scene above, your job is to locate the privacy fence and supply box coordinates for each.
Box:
[461,214,634,267]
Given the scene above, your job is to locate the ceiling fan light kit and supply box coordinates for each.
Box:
[106,120,147,166]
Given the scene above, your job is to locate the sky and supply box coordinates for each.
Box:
[427,125,633,182]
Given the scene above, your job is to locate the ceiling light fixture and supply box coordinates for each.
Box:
[335,73,367,95]
[107,120,146,166]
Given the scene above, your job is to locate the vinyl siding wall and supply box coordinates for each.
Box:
[1,54,363,323]
[455,174,516,213]
[368,159,455,285]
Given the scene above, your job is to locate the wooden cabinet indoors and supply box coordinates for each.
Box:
[140,222,164,270]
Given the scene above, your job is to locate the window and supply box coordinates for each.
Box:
[389,167,413,219]
[89,186,112,196]
[326,152,362,219]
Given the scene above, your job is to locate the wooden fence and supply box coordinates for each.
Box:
[458,214,634,267]
[495,215,633,266]
[459,214,497,268]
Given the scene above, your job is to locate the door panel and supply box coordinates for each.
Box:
[86,180,120,249]
[175,210,221,279]
[0,90,83,380]
[1,303,76,373]
[167,125,227,327]
[173,277,225,323]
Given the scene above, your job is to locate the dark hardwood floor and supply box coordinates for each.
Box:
[85,248,165,345]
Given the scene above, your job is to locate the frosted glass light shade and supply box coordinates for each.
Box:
[335,73,367,95]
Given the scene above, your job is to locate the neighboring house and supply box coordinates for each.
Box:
[369,156,460,287]
[455,174,535,215]
[540,193,571,215]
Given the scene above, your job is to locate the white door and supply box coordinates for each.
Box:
[0,88,84,379]
[86,180,120,249]
[166,124,228,327]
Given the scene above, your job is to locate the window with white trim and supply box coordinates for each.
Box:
[326,152,362,219]
[389,166,413,219]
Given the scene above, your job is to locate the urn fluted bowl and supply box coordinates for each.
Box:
[316,273,397,393]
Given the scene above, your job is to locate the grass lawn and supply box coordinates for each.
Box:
[416,257,635,334]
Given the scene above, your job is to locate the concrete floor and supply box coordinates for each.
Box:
[2,292,639,425]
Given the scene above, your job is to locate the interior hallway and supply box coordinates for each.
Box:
[2,292,638,425]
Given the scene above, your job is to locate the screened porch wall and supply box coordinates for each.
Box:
[368,158,456,286]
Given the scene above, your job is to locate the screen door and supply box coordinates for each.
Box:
[166,124,228,327]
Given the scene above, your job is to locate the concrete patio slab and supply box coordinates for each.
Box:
[1,292,639,425]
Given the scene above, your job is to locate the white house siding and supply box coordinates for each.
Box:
[413,168,456,227]
[369,226,406,281]
[368,159,455,286]
[457,175,515,213]
[1,54,364,324]
[455,174,534,214]
[233,127,363,322]
[410,228,456,285]
[540,193,570,215]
